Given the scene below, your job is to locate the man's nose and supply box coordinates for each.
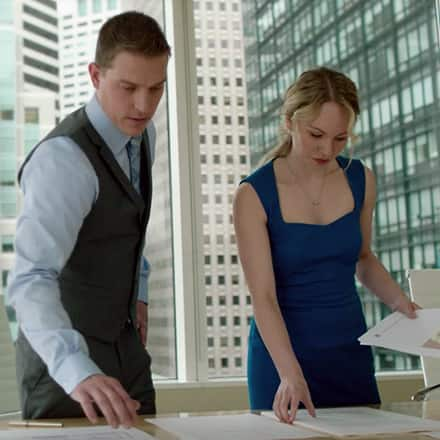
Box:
[134,93,150,115]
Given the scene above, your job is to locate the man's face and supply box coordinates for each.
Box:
[89,51,168,136]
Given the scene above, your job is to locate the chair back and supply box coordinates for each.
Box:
[0,295,19,412]
[407,269,440,399]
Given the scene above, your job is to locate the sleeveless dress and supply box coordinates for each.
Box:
[244,156,380,409]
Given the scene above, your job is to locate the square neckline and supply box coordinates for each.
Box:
[270,156,357,227]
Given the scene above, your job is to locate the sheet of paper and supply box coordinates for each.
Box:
[0,425,154,439]
[146,413,323,439]
[263,407,440,436]
[358,309,440,358]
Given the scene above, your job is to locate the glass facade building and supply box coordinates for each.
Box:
[0,1,17,220]
[0,0,17,333]
[243,0,439,372]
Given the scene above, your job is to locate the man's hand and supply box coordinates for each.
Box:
[70,374,140,428]
[136,301,148,346]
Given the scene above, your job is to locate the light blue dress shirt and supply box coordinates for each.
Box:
[7,95,155,394]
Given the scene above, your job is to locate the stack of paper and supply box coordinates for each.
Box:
[358,309,440,358]
[263,407,440,436]
[147,413,323,439]
[0,425,153,439]
[147,408,440,439]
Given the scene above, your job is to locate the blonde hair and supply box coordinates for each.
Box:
[262,66,360,165]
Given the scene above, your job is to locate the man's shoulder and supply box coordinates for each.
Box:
[50,107,87,137]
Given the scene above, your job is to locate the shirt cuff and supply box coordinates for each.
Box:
[52,350,103,395]
[137,257,150,304]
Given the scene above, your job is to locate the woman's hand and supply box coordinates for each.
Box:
[273,373,316,424]
[391,294,421,319]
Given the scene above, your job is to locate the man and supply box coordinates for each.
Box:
[7,11,170,428]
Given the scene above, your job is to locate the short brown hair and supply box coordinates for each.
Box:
[95,11,171,69]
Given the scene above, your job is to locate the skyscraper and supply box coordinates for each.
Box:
[243,0,440,372]
[193,0,252,377]
[0,0,59,339]
[58,0,121,119]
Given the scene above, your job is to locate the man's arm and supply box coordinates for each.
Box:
[8,138,102,392]
[8,138,140,427]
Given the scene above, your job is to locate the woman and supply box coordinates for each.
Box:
[233,67,418,423]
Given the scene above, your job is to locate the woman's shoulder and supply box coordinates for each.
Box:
[241,160,274,186]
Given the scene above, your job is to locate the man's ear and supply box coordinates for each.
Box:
[88,63,101,89]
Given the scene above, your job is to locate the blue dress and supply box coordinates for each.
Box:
[244,156,380,410]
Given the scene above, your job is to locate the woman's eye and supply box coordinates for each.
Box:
[310,133,322,138]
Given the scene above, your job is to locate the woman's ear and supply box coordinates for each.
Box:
[285,117,293,133]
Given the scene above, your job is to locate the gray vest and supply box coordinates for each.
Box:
[18,107,152,342]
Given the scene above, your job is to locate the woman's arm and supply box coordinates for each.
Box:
[233,183,315,422]
[356,166,418,318]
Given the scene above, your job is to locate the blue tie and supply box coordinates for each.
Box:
[126,136,142,193]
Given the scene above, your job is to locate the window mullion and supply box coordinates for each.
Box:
[165,0,208,383]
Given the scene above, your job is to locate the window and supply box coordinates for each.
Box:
[25,108,39,123]
[78,0,87,16]
[2,270,8,288]
[92,0,102,13]
[2,0,436,397]
[1,236,14,253]
[0,110,14,120]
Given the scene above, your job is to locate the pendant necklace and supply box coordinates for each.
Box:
[284,158,327,207]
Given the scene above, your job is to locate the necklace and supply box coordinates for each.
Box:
[284,157,327,207]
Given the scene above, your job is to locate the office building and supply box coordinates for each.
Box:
[0,0,59,338]
[193,0,252,377]
[58,0,121,119]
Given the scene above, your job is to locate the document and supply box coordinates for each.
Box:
[358,309,440,358]
[0,425,154,439]
[263,407,440,436]
[146,413,323,439]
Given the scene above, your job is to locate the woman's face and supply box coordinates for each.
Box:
[289,101,350,167]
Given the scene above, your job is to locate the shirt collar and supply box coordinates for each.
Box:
[85,94,131,155]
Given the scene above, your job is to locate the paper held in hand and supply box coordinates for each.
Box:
[358,309,440,358]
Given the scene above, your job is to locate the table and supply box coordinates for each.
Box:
[1,401,439,439]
